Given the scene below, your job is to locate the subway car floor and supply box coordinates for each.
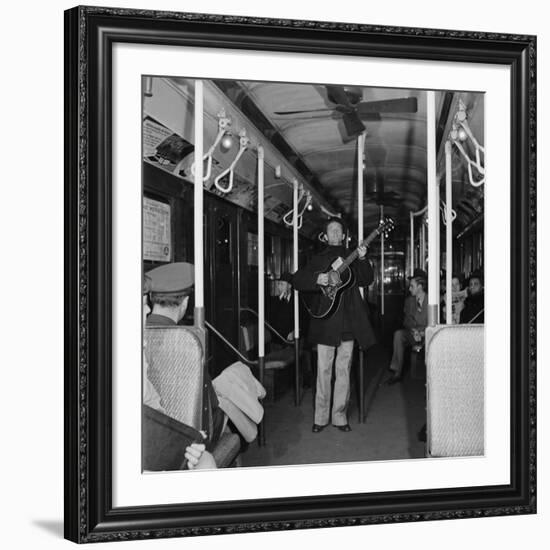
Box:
[240,344,427,467]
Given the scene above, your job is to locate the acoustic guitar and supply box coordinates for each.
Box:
[304,217,394,319]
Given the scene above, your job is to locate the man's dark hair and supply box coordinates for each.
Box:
[150,292,190,308]
[468,270,484,286]
[413,276,427,292]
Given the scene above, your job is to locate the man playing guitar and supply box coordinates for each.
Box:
[292,218,376,433]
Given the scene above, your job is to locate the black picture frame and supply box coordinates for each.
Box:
[64,5,537,543]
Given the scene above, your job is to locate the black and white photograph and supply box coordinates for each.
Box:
[48,1,545,546]
[4,0,550,548]
[141,77,486,471]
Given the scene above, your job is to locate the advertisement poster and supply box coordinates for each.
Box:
[143,198,172,262]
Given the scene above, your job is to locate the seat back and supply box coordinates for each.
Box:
[426,324,484,457]
[145,326,204,430]
[239,321,272,355]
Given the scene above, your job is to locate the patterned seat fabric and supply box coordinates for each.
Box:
[145,326,241,467]
[426,324,484,457]
[145,326,204,429]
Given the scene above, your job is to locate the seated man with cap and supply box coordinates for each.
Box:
[145,262,225,464]
[386,268,428,385]
[146,262,195,326]
[142,271,215,470]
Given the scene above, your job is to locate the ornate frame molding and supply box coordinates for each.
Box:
[64,6,536,543]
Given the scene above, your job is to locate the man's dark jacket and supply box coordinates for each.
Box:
[292,245,376,350]
[460,292,484,323]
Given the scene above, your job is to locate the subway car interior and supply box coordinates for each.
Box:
[142,76,485,470]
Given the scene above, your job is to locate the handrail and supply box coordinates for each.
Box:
[204,320,258,367]
[467,308,484,324]
[455,213,483,241]
[240,307,294,346]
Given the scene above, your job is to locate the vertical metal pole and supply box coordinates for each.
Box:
[380,205,385,316]
[258,147,265,358]
[293,178,301,406]
[193,80,209,433]
[357,133,365,292]
[409,211,414,276]
[445,140,453,324]
[257,146,266,445]
[357,133,365,423]
[294,329,301,406]
[193,80,205,330]
[427,90,440,326]
[424,218,426,269]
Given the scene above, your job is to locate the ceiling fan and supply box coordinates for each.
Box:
[274,85,418,139]
[363,146,401,207]
[364,171,401,207]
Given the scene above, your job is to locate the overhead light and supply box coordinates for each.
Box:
[456,100,467,122]
[457,127,468,141]
[220,133,234,152]
[213,128,250,193]
[450,123,459,141]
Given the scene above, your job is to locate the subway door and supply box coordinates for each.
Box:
[369,247,407,348]
[205,200,241,377]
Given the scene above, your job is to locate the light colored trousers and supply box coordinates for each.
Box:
[315,341,354,426]
[389,328,416,376]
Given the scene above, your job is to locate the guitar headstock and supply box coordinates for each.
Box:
[377,216,395,238]
[361,216,396,248]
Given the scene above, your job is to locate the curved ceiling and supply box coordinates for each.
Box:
[214,79,484,239]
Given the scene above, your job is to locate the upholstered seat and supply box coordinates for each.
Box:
[265,345,295,369]
[426,324,484,457]
[240,323,297,400]
[145,326,241,468]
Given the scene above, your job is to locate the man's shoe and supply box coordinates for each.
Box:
[385,372,402,385]
[334,424,352,432]
[312,424,327,433]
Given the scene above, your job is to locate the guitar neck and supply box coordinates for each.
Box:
[336,230,379,274]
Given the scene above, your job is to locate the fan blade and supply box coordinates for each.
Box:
[383,191,401,200]
[272,114,339,121]
[342,112,366,138]
[364,191,401,200]
[325,85,353,108]
[361,113,381,121]
[273,107,337,115]
[356,97,418,115]
[366,196,401,207]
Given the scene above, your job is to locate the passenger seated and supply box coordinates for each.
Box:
[441,273,467,324]
[460,271,484,323]
[143,264,219,469]
[385,269,428,385]
[146,262,194,327]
